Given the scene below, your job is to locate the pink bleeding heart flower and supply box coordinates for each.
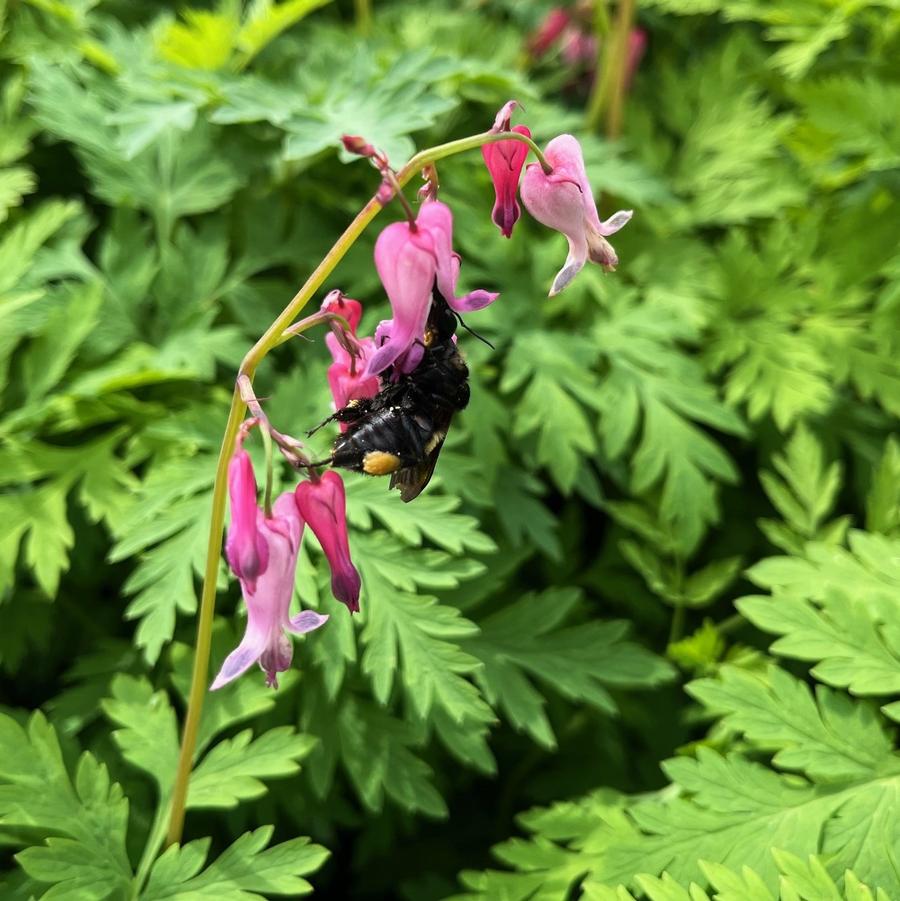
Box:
[213,490,328,690]
[321,290,381,423]
[295,470,361,613]
[482,100,531,239]
[365,200,498,377]
[224,437,269,593]
[520,134,633,296]
[326,332,380,421]
[321,288,363,332]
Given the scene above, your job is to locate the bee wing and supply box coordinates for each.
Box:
[389,411,453,502]
[390,439,445,502]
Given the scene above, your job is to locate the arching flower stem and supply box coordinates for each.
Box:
[163,126,549,851]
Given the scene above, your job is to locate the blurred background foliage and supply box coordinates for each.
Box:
[0,0,899,898]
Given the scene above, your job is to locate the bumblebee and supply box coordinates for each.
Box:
[312,293,469,502]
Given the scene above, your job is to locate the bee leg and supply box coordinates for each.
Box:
[306,398,373,437]
[306,412,339,437]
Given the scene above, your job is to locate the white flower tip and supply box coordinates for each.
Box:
[549,262,582,296]
[599,209,633,235]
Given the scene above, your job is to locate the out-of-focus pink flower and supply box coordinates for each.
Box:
[482,101,531,239]
[528,8,571,57]
[561,29,597,66]
[213,491,328,690]
[365,201,498,376]
[520,134,632,295]
[625,28,647,87]
[295,471,361,613]
[224,440,269,592]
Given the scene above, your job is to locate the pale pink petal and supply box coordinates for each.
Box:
[287,610,330,634]
[598,209,633,235]
[210,626,268,690]
[259,632,293,688]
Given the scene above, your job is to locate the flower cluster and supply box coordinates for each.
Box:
[212,429,359,690]
[481,103,633,297]
[527,3,646,89]
[215,100,633,690]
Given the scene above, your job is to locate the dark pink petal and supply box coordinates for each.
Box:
[320,289,363,332]
[295,471,361,613]
[224,447,269,591]
[482,125,531,238]
[327,352,380,428]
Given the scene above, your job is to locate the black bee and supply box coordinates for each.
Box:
[312,292,470,502]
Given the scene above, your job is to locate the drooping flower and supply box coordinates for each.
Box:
[527,7,571,57]
[321,290,380,420]
[213,491,328,690]
[365,201,498,376]
[326,333,380,416]
[295,470,361,613]
[224,438,269,592]
[520,134,632,295]
[482,100,531,239]
[321,288,363,332]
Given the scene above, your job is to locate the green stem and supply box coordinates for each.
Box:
[585,0,637,138]
[163,126,548,850]
[717,612,745,636]
[585,0,613,131]
[668,604,686,645]
[605,0,637,140]
[260,426,274,517]
[354,0,372,35]
[132,797,171,896]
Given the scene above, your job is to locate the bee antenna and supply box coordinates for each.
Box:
[454,313,495,349]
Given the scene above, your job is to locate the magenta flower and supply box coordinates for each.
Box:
[320,291,381,420]
[326,332,380,417]
[482,101,531,239]
[295,470,361,613]
[224,441,269,592]
[213,491,328,690]
[520,134,632,295]
[321,288,363,332]
[365,200,498,377]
